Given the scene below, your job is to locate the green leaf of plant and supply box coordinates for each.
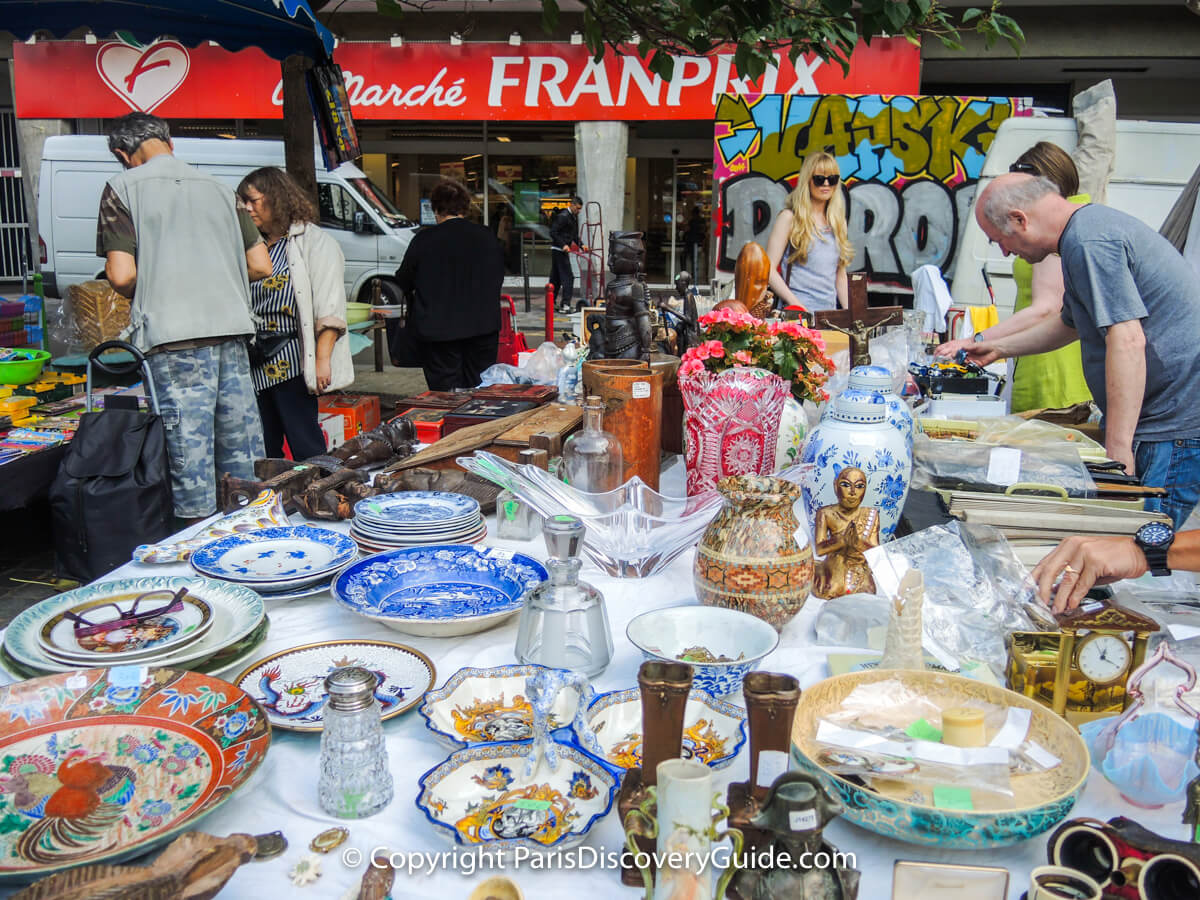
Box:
[961,7,983,24]
[541,0,560,33]
[374,0,406,17]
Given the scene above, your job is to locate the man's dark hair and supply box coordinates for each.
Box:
[572,196,583,206]
[107,112,171,156]
[430,179,472,217]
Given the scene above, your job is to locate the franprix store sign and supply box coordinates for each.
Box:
[13,38,920,121]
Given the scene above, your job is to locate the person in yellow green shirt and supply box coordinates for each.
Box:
[938,142,1092,413]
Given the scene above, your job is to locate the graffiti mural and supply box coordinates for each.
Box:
[714,94,1029,285]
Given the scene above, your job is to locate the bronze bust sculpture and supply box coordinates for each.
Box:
[598,231,653,361]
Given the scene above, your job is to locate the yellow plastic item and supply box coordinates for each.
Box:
[345,301,372,325]
[39,370,86,385]
[0,395,37,415]
[0,386,11,398]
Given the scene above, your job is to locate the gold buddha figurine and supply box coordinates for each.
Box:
[812,466,880,599]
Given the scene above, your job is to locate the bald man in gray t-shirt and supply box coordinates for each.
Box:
[966,173,1200,528]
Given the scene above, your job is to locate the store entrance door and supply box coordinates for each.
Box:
[637,156,712,286]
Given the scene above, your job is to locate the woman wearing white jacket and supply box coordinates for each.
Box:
[237,167,353,459]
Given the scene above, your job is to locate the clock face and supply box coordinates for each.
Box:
[1139,522,1173,547]
[1075,633,1132,685]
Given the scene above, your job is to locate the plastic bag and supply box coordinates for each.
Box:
[911,434,1097,497]
[523,341,564,385]
[865,521,1055,677]
[970,416,1104,453]
[866,329,910,391]
[476,363,530,386]
[814,593,892,647]
[56,280,130,354]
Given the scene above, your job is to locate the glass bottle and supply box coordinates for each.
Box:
[560,395,624,493]
[318,667,393,818]
[497,449,546,540]
[514,515,613,677]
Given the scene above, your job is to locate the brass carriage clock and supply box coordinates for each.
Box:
[1005,595,1160,726]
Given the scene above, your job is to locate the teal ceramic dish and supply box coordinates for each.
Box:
[790,669,1090,848]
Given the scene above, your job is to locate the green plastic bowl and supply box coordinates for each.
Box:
[0,349,50,385]
[345,302,372,325]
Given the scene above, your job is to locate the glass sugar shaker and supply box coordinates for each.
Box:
[497,448,547,541]
[317,667,394,818]
[514,514,613,677]
[560,395,624,493]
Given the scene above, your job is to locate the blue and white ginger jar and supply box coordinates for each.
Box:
[823,365,914,451]
[801,388,912,539]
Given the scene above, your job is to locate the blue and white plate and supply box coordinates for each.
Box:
[332,545,547,638]
[354,492,480,527]
[190,526,356,584]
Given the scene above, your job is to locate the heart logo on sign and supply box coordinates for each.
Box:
[96,40,190,113]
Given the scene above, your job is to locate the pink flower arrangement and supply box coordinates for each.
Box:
[679,310,834,403]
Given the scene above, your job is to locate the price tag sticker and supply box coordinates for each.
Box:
[66,674,88,690]
[756,750,790,788]
[789,809,818,831]
[985,447,1022,486]
[632,381,651,399]
[108,666,147,688]
[514,799,551,811]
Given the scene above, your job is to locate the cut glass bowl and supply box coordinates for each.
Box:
[457,451,722,577]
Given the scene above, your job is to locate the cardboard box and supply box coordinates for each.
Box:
[318,412,346,449]
[318,393,381,439]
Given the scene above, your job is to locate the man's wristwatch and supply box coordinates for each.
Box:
[1134,521,1175,577]
[973,331,986,343]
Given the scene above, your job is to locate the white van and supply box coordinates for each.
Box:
[950,117,1200,316]
[38,135,417,303]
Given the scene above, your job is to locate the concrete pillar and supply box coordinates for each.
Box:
[575,121,628,253]
[14,113,72,276]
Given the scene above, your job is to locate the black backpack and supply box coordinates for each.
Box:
[50,341,174,582]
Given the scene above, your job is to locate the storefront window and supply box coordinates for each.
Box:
[634,157,713,284]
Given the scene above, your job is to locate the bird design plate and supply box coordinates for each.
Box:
[0,667,271,880]
[189,526,356,583]
[233,640,436,732]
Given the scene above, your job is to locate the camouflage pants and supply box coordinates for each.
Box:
[148,339,265,518]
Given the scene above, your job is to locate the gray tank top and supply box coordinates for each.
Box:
[785,228,839,312]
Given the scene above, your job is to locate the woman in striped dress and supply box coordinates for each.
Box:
[237,167,353,459]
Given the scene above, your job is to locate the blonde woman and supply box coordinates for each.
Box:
[765,151,854,312]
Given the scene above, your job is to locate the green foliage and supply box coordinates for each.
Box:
[370,1,1023,79]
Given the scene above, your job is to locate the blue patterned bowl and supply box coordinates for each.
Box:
[332,545,547,638]
[625,604,778,697]
[790,669,1090,848]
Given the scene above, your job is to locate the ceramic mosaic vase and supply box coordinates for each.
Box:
[823,365,914,450]
[693,476,814,632]
[679,367,790,496]
[802,388,912,539]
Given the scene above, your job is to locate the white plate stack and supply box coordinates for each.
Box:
[350,491,486,553]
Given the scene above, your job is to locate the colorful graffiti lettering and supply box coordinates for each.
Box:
[714,94,1028,285]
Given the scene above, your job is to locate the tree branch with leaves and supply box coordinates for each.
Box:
[374,0,1023,80]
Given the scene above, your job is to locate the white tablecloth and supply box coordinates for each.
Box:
[1,458,1192,899]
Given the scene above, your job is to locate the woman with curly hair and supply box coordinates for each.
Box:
[237,166,352,459]
[765,150,855,312]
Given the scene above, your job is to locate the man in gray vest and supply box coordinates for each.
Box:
[97,112,271,521]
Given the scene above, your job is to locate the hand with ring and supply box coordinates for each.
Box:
[1031,535,1149,613]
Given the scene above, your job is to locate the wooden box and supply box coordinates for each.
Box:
[470,383,560,404]
[399,408,445,443]
[395,390,472,413]
[441,398,539,436]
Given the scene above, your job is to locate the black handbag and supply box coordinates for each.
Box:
[50,341,174,582]
[247,331,295,367]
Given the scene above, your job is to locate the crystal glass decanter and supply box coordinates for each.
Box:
[560,395,624,493]
[514,515,613,677]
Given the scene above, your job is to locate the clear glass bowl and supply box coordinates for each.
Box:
[457,451,723,577]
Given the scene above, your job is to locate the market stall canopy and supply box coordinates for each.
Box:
[0,0,334,61]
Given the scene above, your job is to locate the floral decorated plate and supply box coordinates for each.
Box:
[0,666,270,880]
[36,589,214,665]
[354,492,480,527]
[420,665,585,749]
[189,526,356,584]
[581,688,747,771]
[416,741,617,855]
[4,577,265,676]
[352,512,485,536]
[233,639,436,732]
[332,546,547,638]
